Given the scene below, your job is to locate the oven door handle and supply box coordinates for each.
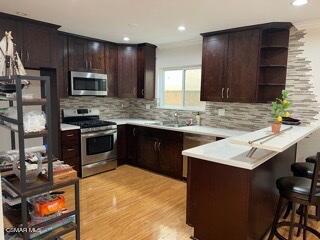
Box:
[81,130,117,138]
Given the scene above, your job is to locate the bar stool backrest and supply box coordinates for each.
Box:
[310,152,320,203]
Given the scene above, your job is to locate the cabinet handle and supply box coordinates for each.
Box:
[222,88,225,99]
[133,87,137,96]
[157,142,161,152]
[66,134,74,137]
[67,148,75,152]
[227,88,230,99]
[132,128,136,136]
[154,141,157,152]
[85,60,88,69]
[141,89,144,96]
[90,60,92,69]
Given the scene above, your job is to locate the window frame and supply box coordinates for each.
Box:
[159,65,205,111]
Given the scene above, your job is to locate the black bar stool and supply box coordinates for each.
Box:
[268,153,320,240]
[286,155,320,221]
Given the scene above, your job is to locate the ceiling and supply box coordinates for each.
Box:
[0,0,320,46]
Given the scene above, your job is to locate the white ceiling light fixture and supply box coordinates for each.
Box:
[16,11,28,16]
[292,0,308,6]
[123,36,130,42]
[177,25,186,32]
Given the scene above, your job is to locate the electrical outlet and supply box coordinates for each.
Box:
[218,109,225,116]
[146,104,151,110]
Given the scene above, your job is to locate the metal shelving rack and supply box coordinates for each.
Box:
[0,75,80,240]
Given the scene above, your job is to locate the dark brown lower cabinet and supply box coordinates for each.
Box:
[187,144,297,240]
[60,129,81,176]
[118,125,183,179]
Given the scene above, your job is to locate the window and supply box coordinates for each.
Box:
[159,66,205,110]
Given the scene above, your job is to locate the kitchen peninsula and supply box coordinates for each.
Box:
[183,122,320,240]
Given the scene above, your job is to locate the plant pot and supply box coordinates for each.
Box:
[272,122,282,133]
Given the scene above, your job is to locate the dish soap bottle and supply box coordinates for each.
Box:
[195,112,201,126]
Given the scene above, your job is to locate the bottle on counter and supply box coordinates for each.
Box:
[196,112,201,126]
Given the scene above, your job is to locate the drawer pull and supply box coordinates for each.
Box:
[66,134,74,137]
[67,148,75,152]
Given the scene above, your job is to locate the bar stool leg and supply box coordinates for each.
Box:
[283,202,292,219]
[288,203,297,240]
[303,205,309,240]
[316,205,320,221]
[297,207,303,237]
[268,197,285,240]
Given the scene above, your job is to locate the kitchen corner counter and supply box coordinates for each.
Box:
[60,123,80,131]
[107,118,248,138]
[183,121,320,170]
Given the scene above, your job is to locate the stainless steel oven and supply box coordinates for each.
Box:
[70,71,108,96]
[81,129,117,177]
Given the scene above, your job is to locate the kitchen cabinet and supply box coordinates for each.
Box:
[117,45,138,98]
[135,127,183,179]
[201,34,228,102]
[57,33,69,98]
[200,22,292,103]
[117,125,127,166]
[68,36,105,73]
[126,125,138,165]
[21,21,58,69]
[157,130,183,179]
[137,44,156,99]
[0,13,59,69]
[61,129,81,176]
[105,43,118,97]
[136,128,159,171]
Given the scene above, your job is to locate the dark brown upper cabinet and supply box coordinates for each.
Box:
[117,45,138,98]
[137,44,157,100]
[105,43,118,97]
[68,36,105,73]
[22,22,58,69]
[0,13,59,70]
[201,22,292,103]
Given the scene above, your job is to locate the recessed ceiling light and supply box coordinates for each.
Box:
[292,0,308,6]
[177,25,186,32]
[123,37,130,42]
[16,11,28,16]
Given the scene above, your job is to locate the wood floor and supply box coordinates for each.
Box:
[64,165,193,240]
[61,165,320,240]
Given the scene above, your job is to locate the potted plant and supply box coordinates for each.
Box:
[271,90,291,133]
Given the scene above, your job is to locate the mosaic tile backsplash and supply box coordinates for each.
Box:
[60,28,320,132]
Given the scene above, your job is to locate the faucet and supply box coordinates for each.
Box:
[173,112,179,124]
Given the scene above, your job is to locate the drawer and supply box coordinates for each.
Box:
[61,130,80,146]
[62,147,79,159]
[62,156,80,171]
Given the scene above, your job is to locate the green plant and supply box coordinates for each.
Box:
[271,90,291,123]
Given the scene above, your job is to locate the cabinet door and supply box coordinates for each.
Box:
[105,43,118,97]
[158,130,183,179]
[57,34,69,98]
[127,125,138,165]
[201,34,228,102]
[137,44,156,99]
[226,30,260,103]
[22,22,56,69]
[117,125,127,166]
[68,36,88,71]
[0,17,22,55]
[87,40,105,73]
[117,45,138,98]
[136,129,159,172]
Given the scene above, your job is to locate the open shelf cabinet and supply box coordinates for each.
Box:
[0,75,80,240]
[257,28,290,102]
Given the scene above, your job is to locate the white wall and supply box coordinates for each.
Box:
[155,40,202,99]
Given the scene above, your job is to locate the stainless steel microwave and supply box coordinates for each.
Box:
[70,71,108,96]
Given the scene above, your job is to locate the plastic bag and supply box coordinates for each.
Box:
[6,109,46,132]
